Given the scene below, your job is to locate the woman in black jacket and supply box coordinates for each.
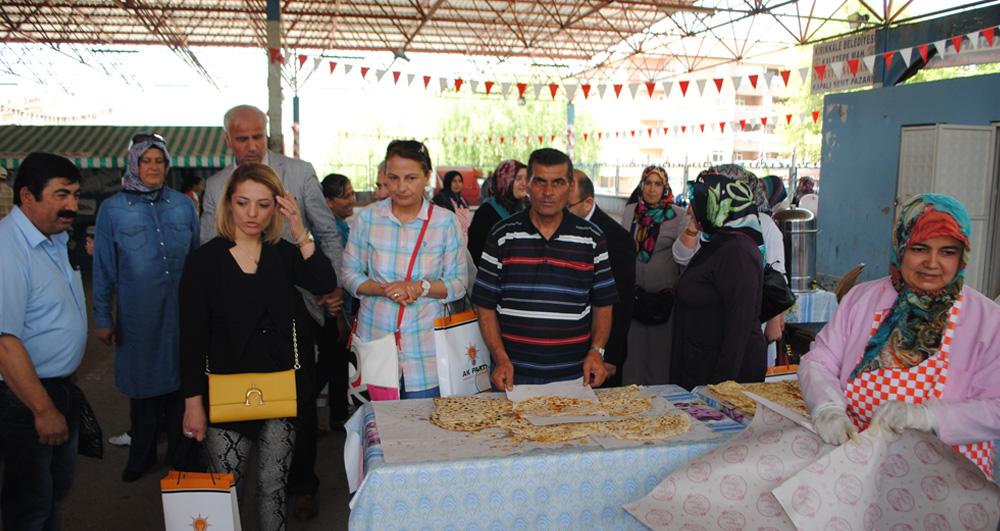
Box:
[179,163,336,531]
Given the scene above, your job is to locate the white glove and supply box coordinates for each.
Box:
[811,403,858,445]
[870,401,935,440]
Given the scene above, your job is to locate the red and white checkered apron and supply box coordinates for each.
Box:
[844,295,994,479]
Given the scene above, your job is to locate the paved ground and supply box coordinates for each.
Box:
[2,277,352,531]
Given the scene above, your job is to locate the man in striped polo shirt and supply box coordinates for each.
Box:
[472,148,618,389]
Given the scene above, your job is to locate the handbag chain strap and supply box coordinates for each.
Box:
[204,320,301,374]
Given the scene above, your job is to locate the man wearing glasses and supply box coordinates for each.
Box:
[472,148,618,390]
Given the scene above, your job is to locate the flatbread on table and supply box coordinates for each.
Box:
[430,396,512,432]
[598,414,692,441]
[707,379,809,417]
[596,385,653,417]
[496,415,601,442]
[512,395,607,417]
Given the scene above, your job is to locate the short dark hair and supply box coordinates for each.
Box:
[527,148,573,181]
[385,139,432,175]
[321,173,351,199]
[574,172,595,200]
[180,174,204,193]
[14,152,81,206]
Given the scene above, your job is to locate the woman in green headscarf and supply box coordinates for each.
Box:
[670,173,767,390]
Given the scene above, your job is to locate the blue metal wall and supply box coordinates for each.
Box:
[817,73,1000,280]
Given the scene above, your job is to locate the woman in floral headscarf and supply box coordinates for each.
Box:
[670,173,767,390]
[467,159,528,267]
[800,194,1000,478]
[620,166,687,385]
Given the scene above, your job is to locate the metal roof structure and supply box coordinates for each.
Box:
[1,1,987,83]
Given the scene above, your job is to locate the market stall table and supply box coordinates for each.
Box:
[344,385,745,530]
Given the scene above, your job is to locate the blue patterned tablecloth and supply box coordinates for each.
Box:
[346,385,744,530]
[784,289,838,324]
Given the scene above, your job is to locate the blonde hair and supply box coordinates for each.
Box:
[215,163,285,244]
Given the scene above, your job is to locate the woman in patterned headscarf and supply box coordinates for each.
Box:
[620,166,687,385]
[800,194,1000,478]
[467,159,528,267]
[670,173,767,390]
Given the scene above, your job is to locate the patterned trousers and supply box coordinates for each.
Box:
[205,419,295,531]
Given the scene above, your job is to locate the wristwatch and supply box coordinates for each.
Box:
[419,279,431,297]
[590,346,606,359]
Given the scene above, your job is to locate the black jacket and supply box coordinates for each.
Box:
[589,206,636,386]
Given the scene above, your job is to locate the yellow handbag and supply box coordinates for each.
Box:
[207,320,300,423]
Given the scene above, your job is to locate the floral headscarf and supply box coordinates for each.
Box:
[710,163,769,214]
[760,175,787,213]
[690,172,764,253]
[122,135,171,194]
[627,165,676,263]
[850,194,971,378]
[482,159,526,219]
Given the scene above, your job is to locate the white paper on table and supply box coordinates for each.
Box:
[505,377,609,425]
[742,391,816,433]
[343,430,364,493]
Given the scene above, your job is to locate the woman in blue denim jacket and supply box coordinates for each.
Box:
[92,133,200,482]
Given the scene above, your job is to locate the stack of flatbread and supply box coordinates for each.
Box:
[706,379,809,418]
[430,386,691,443]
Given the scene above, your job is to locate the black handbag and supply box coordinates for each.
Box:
[760,264,797,322]
[70,383,104,459]
[633,287,674,325]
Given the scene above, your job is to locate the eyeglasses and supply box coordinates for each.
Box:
[130,133,165,146]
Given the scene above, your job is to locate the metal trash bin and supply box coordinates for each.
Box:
[774,207,817,292]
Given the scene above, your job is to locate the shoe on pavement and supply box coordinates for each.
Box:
[293,494,318,521]
[108,432,131,447]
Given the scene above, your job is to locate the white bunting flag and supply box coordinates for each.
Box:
[861,55,876,73]
[902,49,915,67]
[661,81,673,97]
[935,39,948,57]
[406,73,415,86]
[764,70,776,87]
[439,77,449,92]
[828,61,843,79]
[564,83,578,101]
[694,78,707,96]
[596,84,608,98]
[375,70,386,82]
[532,83,544,99]
[500,82,512,97]
[967,32,979,50]
[731,75,742,91]
[343,64,354,75]
[469,80,479,93]
[628,82,640,99]
[312,57,322,71]
[798,67,810,83]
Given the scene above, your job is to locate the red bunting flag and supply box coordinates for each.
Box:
[814,64,826,81]
[699,124,705,133]
[550,135,555,142]
[719,122,726,132]
[662,127,668,135]
[328,61,338,73]
[613,84,623,98]
[485,81,494,95]
[488,137,493,144]
[297,54,308,68]
[681,126,687,133]
[761,117,768,126]
[268,48,284,64]
[951,36,964,54]
[500,136,505,144]
[583,133,589,141]
[785,114,793,125]
[423,75,431,89]
[581,84,591,99]
[392,71,401,84]
[598,132,603,140]
[647,128,652,137]
[359,67,369,79]
[549,83,559,99]
[516,83,527,98]
[645,82,656,97]
[748,74,759,89]
[630,130,635,138]
[713,78,724,92]
[917,44,930,63]
[454,78,463,91]
[812,110,820,124]
[679,80,690,96]
[847,58,860,76]
[984,28,996,47]
[739,119,747,130]
[538,135,544,144]
[882,51,895,70]
[779,70,791,86]
[615,132,620,138]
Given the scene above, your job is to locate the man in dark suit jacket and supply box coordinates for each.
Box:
[569,170,635,387]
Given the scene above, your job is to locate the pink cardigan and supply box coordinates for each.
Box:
[799,277,1000,445]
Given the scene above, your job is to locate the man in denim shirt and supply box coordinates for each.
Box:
[92,134,199,482]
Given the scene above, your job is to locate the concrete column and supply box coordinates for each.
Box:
[566,102,575,160]
[266,0,284,154]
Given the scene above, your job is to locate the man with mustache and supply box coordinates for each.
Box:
[0,153,87,530]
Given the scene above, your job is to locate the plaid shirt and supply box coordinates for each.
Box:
[343,199,467,391]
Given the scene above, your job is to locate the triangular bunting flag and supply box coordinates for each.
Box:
[645,81,656,97]
[581,84,591,99]
[597,84,607,98]
[847,58,860,76]
[882,51,895,70]
[828,61,843,79]
[861,55,876,73]
[935,40,948,57]
[297,54,308,68]
[312,57,322,71]
[748,74,759,89]
[764,70,775,87]
[901,49,914,68]
[761,117,768,126]
[613,84,623,98]
[785,114,793,125]
[731,76,742,91]
[813,64,826,81]
[812,110,820,124]
[662,128,668,135]
[422,75,431,89]
[917,44,930,63]
[950,35,963,54]
[719,122,726,133]
[392,71,401,84]
[739,119,747,130]
[779,70,791,86]
[549,83,559,99]
[681,126,687,133]
[679,80,690,96]
[328,61,338,74]
[499,136,504,144]
[532,83,544,99]
[628,83,640,99]
[501,82,511,97]
[984,27,996,47]
[661,81,673,97]
[564,84,578,101]
[268,48,283,64]
[375,70,386,82]
[598,132,603,140]
[360,67,369,79]
[343,64,353,75]
[438,78,448,92]
[454,78,463,92]
[484,81,494,95]
[967,32,979,50]
[406,73,415,86]
[694,78,707,96]
[713,78,724,93]
[471,80,481,93]
[516,83,527,98]
[583,132,589,141]
[798,67,810,83]
[647,128,652,138]
[698,124,705,133]
[283,51,292,65]
[630,130,635,138]
[550,135,555,142]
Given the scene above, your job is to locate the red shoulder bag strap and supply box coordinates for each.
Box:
[395,203,434,348]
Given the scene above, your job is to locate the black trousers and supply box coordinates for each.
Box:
[125,391,184,474]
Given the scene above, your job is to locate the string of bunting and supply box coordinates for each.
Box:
[269,24,998,101]
[0,104,113,124]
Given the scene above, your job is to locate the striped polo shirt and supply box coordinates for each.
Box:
[472,209,618,381]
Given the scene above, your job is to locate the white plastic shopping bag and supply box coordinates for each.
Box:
[433,309,491,397]
[161,471,241,531]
